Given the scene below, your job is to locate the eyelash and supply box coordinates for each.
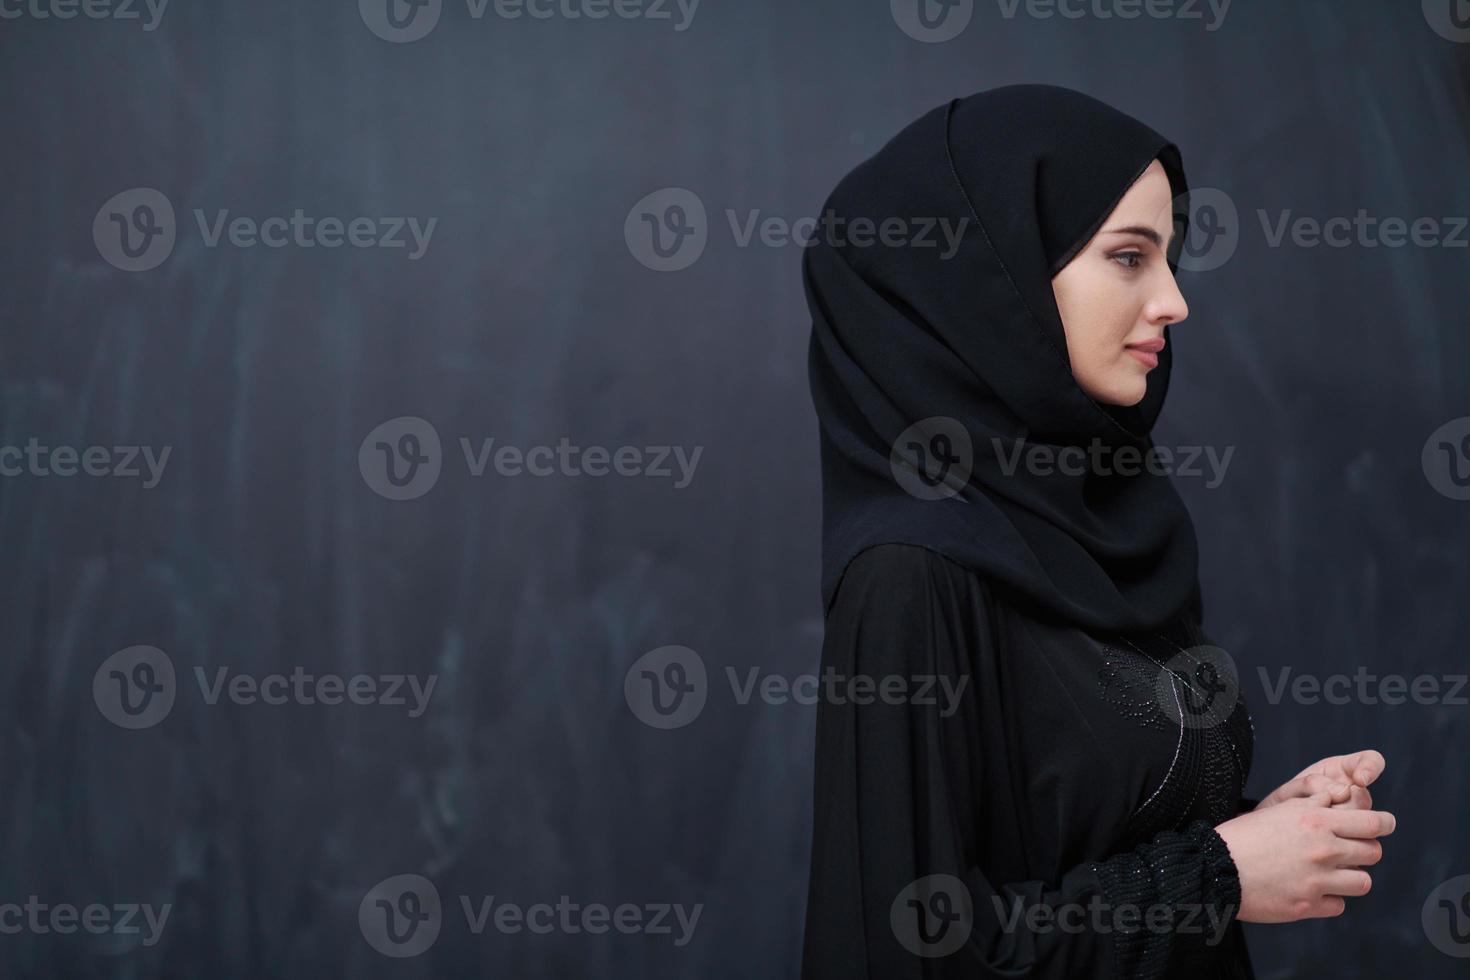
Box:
[1110,250,1146,270]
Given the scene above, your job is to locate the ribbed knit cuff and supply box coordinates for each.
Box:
[1092,820,1242,980]
[1194,819,1242,923]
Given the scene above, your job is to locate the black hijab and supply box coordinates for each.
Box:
[805,84,1202,634]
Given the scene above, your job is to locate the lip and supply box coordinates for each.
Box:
[1125,336,1165,369]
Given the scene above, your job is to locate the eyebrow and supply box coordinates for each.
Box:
[1101,224,1172,249]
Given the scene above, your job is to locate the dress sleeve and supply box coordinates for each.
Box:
[801,544,1242,980]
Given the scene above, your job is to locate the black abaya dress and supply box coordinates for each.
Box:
[801,543,1257,980]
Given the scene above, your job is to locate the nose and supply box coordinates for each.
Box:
[1146,269,1189,327]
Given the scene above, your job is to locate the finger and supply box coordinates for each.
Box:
[1337,749,1386,787]
[1294,756,1337,781]
[1282,790,1336,808]
[1320,868,1373,897]
[1262,777,1314,806]
[1327,784,1374,810]
[1273,774,1347,805]
[1304,773,1354,802]
[1304,896,1348,919]
[1333,839,1383,868]
[1327,808,1397,838]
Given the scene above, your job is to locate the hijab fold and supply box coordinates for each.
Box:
[805,84,1203,633]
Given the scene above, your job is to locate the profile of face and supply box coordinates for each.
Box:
[1050,159,1189,407]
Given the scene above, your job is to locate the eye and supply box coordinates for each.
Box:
[1110,250,1145,270]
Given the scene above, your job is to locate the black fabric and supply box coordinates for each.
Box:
[800,543,1257,979]
[804,83,1200,634]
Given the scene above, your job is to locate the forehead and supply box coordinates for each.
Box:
[1107,160,1176,229]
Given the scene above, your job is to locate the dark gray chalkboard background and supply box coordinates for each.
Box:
[2,0,1468,976]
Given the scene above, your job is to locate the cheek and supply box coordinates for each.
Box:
[1058,271,1138,361]
[1087,281,1141,351]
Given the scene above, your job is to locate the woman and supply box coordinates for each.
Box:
[800,84,1395,979]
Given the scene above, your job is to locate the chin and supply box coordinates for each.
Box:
[1077,370,1148,408]
[1116,384,1148,407]
[1098,379,1148,407]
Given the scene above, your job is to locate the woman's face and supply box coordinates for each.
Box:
[1050,159,1189,407]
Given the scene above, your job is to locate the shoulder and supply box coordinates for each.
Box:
[831,542,987,613]
[825,543,997,676]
